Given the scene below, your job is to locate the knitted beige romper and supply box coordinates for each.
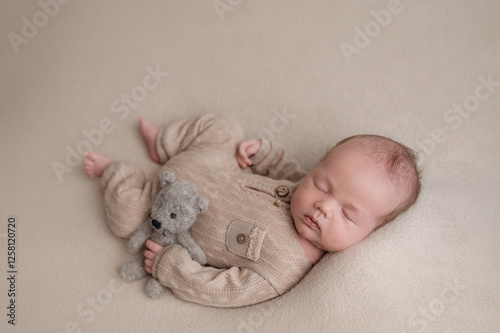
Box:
[99,114,312,307]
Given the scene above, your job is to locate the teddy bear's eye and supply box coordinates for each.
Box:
[170,213,176,219]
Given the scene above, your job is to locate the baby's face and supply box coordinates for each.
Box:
[291,142,403,252]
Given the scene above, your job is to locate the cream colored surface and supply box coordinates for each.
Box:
[1,1,499,332]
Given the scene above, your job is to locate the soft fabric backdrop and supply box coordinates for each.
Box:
[1,0,499,332]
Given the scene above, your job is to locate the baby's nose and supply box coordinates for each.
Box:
[316,199,335,219]
[151,219,161,229]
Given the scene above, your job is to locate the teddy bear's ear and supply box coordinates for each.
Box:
[160,170,176,187]
[196,195,209,214]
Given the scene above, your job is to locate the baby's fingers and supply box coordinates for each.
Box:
[144,259,154,274]
[237,141,251,157]
[245,141,260,156]
[237,155,249,169]
[145,239,164,253]
[243,139,259,156]
[143,249,156,260]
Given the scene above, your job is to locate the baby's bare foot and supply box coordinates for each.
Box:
[83,151,114,178]
[140,117,160,163]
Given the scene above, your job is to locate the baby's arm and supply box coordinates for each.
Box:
[152,244,279,307]
[237,138,306,182]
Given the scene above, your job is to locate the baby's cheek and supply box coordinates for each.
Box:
[321,227,341,250]
[290,202,303,224]
[290,188,305,209]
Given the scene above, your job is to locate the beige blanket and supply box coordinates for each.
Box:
[1,0,498,332]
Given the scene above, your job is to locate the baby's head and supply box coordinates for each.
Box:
[291,135,421,252]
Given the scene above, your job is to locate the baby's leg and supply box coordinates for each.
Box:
[83,151,114,178]
[100,162,158,238]
[154,114,245,165]
[140,118,160,163]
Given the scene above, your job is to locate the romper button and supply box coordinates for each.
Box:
[237,234,247,244]
[275,185,289,198]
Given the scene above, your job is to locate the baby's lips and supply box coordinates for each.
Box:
[304,215,320,230]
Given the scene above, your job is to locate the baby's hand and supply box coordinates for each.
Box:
[236,139,261,169]
[143,239,164,274]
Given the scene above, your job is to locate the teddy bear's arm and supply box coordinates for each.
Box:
[177,231,206,265]
[128,220,152,253]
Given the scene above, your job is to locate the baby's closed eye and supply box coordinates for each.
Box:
[342,209,353,222]
[313,180,328,193]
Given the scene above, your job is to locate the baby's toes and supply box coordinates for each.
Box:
[82,160,96,177]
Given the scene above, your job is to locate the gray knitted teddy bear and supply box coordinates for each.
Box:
[120,170,208,299]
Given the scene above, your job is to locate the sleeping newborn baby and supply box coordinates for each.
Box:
[83,114,421,307]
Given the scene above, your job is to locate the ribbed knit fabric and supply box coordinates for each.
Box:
[100,114,312,307]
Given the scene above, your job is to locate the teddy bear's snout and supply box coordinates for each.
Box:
[152,219,161,229]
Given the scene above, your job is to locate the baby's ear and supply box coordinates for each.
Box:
[196,196,209,214]
[160,170,176,187]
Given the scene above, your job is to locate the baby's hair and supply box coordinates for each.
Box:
[330,134,422,228]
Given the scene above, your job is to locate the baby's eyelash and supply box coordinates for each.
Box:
[342,209,353,222]
[313,180,326,193]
